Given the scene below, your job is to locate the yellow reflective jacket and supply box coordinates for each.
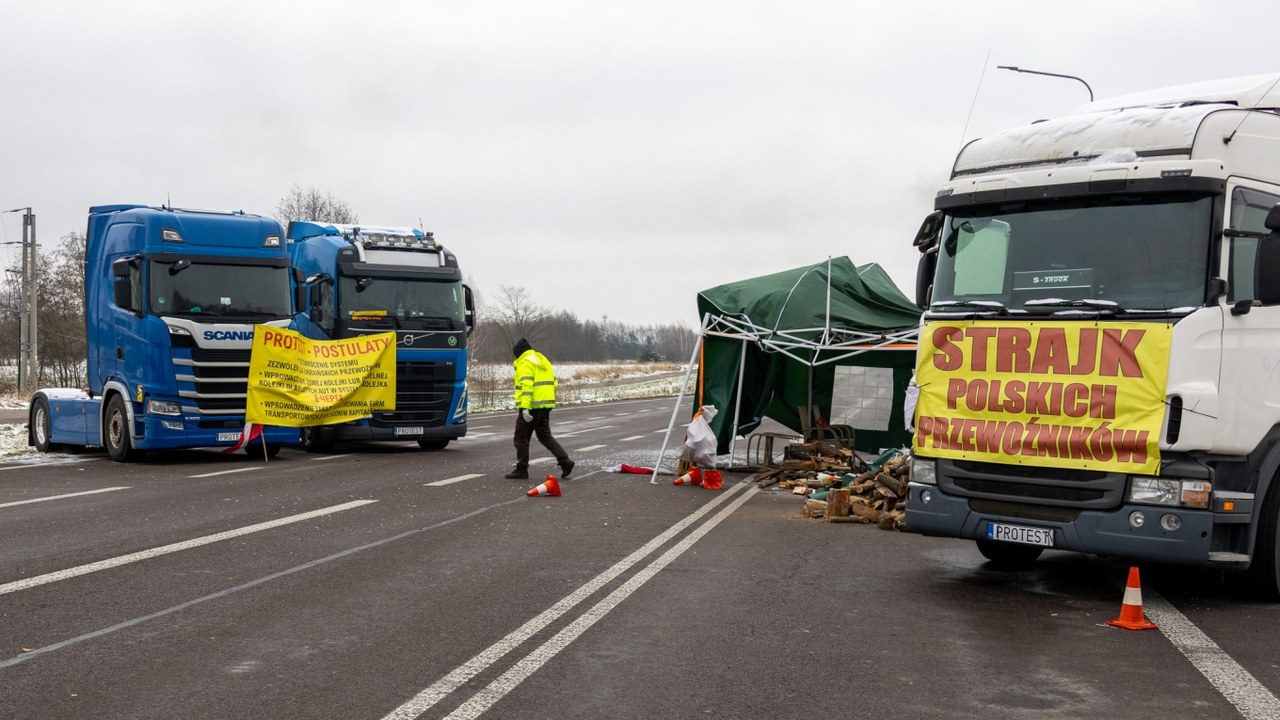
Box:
[513,349,557,410]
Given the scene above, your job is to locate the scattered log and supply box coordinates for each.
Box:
[825,487,851,520]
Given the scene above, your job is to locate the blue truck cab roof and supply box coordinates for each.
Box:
[89,205,287,258]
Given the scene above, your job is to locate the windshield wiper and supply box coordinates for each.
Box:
[1023,298,1120,315]
[928,300,1009,316]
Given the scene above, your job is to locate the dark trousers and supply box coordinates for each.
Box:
[513,409,568,469]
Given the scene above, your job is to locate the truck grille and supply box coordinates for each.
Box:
[939,459,1124,509]
[171,339,252,414]
[369,361,457,427]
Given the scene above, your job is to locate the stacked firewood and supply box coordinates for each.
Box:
[751,442,910,530]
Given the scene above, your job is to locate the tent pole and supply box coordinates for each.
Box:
[728,335,748,468]
[651,318,707,484]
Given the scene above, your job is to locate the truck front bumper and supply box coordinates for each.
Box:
[905,481,1217,566]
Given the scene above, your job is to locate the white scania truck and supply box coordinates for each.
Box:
[905,74,1280,598]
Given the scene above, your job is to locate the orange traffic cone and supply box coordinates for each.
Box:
[1106,566,1158,631]
[526,475,562,497]
[674,468,703,486]
[700,469,723,490]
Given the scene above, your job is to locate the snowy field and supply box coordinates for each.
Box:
[0,362,696,461]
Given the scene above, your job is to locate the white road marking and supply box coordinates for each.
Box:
[189,467,264,478]
[574,445,606,452]
[379,483,751,720]
[1143,587,1280,720]
[529,457,556,465]
[0,486,130,509]
[470,425,494,429]
[586,416,607,420]
[0,499,378,596]
[619,435,645,442]
[426,473,484,487]
[557,426,613,437]
[310,454,353,461]
[443,487,760,720]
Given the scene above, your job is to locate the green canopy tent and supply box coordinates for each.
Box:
[652,258,921,481]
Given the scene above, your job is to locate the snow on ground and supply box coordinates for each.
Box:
[0,363,696,463]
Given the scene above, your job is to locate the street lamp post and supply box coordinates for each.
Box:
[997,65,1095,103]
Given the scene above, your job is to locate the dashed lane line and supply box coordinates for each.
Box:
[0,499,378,596]
[574,445,606,452]
[0,486,130,509]
[619,435,645,442]
[0,499,521,669]
[189,467,264,478]
[426,473,484,487]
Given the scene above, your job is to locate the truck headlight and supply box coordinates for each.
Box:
[911,457,937,485]
[146,399,182,416]
[1127,477,1211,509]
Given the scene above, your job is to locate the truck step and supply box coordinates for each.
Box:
[1207,552,1250,563]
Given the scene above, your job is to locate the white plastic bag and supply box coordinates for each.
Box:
[681,404,719,468]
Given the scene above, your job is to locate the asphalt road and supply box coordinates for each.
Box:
[3,396,1280,720]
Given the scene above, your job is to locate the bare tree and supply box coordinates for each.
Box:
[274,185,359,227]
[491,285,549,353]
[35,232,88,387]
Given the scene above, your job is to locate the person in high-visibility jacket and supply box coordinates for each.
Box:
[505,338,575,480]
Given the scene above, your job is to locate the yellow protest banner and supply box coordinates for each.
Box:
[245,326,397,427]
[913,320,1171,474]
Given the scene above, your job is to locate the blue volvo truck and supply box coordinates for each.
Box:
[27,204,301,460]
[287,222,473,451]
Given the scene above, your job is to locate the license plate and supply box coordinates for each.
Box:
[393,426,424,437]
[217,432,240,442]
[986,521,1054,547]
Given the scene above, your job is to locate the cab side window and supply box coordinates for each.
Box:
[1228,187,1280,303]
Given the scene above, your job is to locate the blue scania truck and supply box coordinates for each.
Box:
[287,222,473,451]
[27,204,300,460]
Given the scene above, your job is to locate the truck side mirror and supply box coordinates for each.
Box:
[915,246,937,309]
[463,284,476,336]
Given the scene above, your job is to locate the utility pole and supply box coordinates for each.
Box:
[5,208,37,393]
[23,208,37,394]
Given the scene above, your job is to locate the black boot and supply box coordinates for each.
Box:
[559,459,575,478]
[504,466,529,479]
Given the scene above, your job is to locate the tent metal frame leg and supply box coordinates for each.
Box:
[650,320,707,484]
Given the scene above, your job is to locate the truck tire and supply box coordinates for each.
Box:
[976,539,1044,568]
[417,439,449,451]
[103,394,137,462]
[300,427,332,453]
[1249,479,1280,601]
[31,397,55,453]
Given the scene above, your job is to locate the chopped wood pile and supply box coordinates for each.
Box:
[750,440,911,530]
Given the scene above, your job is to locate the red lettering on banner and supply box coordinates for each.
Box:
[1099,328,1146,378]
[931,326,964,370]
[995,328,1033,373]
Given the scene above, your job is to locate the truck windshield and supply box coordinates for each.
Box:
[148,261,293,318]
[338,275,465,328]
[931,195,1215,315]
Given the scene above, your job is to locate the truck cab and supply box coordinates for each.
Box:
[29,205,300,460]
[287,222,474,451]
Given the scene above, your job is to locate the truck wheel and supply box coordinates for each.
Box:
[976,539,1043,568]
[31,397,55,453]
[417,439,449,451]
[300,427,331,453]
[1249,479,1280,601]
[103,395,136,462]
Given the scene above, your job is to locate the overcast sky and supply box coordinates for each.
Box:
[3,1,1279,328]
